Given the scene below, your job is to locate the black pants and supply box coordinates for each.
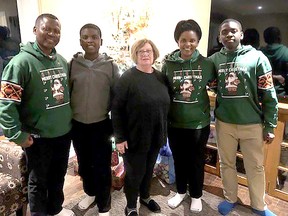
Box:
[123,144,160,209]
[24,133,71,216]
[168,125,210,198]
[72,118,112,213]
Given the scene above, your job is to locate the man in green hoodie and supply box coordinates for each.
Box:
[209,19,278,216]
[261,26,288,97]
[0,14,73,216]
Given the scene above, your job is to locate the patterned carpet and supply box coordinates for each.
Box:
[64,177,256,216]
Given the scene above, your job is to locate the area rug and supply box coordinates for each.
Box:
[64,177,257,216]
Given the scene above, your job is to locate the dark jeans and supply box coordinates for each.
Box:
[168,125,210,198]
[123,144,160,209]
[72,118,112,213]
[24,133,71,215]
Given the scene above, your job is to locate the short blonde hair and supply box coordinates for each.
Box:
[130,39,160,64]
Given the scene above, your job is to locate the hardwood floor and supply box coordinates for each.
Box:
[23,158,288,216]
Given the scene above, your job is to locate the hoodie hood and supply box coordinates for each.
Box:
[20,42,58,61]
[219,45,254,57]
[209,45,255,71]
[72,52,114,69]
[261,44,288,62]
[164,49,200,63]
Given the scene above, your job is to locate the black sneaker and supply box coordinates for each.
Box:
[125,207,138,216]
[140,199,161,213]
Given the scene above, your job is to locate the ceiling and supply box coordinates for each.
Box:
[211,0,288,16]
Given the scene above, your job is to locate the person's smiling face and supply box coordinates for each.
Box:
[177,30,199,60]
[136,43,154,66]
[33,17,61,55]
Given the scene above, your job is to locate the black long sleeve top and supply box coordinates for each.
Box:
[112,67,170,153]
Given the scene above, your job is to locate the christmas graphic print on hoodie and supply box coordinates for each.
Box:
[209,45,278,134]
[162,49,216,129]
[0,42,72,144]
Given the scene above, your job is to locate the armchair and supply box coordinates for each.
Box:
[0,138,28,216]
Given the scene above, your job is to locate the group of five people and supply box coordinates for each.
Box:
[0,13,278,216]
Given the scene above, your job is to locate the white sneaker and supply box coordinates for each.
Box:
[78,195,95,210]
[99,212,110,216]
[168,193,186,209]
[54,208,74,216]
[190,198,202,212]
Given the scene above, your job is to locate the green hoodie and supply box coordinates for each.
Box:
[0,42,72,144]
[162,49,216,129]
[209,45,278,134]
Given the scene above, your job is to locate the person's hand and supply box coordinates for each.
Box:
[21,135,34,148]
[264,132,275,144]
[116,141,128,154]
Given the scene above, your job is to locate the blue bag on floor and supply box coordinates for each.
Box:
[154,142,175,184]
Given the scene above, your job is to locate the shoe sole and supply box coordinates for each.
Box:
[190,208,202,213]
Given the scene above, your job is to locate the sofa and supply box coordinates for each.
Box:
[0,138,28,216]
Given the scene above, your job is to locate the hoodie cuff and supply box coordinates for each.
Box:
[9,131,30,146]
[264,126,274,135]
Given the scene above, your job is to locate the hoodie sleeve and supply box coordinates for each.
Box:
[257,54,278,134]
[205,57,218,92]
[0,62,30,145]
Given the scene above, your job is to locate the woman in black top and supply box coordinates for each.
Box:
[112,39,170,216]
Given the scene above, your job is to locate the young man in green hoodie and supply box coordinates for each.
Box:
[0,14,73,216]
[209,19,278,216]
[261,26,288,96]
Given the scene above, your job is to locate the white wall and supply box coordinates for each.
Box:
[16,0,212,60]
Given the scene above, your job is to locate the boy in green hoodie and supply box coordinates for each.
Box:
[209,19,278,216]
[0,14,73,216]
